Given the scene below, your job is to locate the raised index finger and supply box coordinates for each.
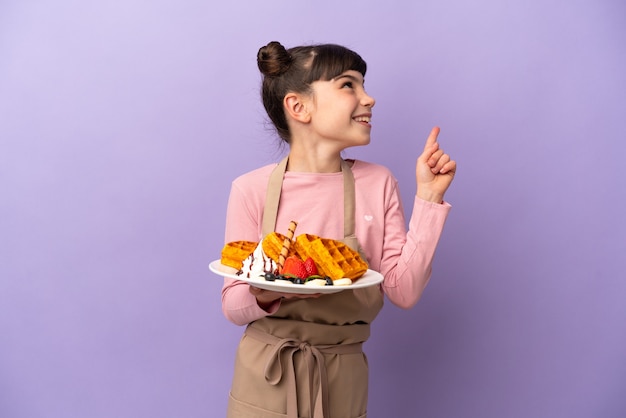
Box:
[424,126,441,151]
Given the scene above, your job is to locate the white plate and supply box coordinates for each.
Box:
[208,260,383,294]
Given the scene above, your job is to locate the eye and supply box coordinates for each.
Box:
[341,81,354,89]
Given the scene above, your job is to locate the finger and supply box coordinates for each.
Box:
[440,160,457,175]
[418,139,439,166]
[428,149,444,168]
[431,153,451,173]
[423,126,440,151]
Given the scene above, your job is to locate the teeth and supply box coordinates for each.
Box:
[354,116,371,123]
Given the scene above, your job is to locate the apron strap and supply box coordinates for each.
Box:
[261,157,289,237]
[340,159,356,239]
[245,325,363,418]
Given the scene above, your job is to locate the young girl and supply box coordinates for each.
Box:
[221,41,456,418]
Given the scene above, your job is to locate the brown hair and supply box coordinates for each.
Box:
[257,41,367,142]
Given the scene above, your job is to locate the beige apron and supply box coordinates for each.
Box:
[228,158,384,418]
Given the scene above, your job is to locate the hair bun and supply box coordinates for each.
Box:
[257,41,292,77]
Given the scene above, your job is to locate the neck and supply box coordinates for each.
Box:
[286,140,344,173]
[286,152,342,173]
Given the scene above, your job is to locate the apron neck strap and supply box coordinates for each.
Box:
[261,157,356,239]
[261,157,288,237]
[340,159,356,239]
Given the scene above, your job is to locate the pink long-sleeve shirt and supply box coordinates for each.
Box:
[221,160,451,325]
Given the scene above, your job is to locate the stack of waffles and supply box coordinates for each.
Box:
[221,231,368,282]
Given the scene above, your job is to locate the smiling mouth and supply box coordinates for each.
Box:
[353,116,371,124]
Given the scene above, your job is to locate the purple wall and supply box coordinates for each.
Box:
[1,1,624,417]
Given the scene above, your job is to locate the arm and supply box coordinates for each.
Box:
[380,127,456,308]
[221,181,281,325]
[380,193,451,308]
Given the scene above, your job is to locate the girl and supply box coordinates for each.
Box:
[221,41,456,418]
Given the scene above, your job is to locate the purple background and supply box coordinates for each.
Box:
[1,1,625,417]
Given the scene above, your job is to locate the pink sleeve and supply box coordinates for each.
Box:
[221,278,281,326]
[220,181,282,326]
[380,194,451,309]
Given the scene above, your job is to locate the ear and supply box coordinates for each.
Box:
[284,92,311,123]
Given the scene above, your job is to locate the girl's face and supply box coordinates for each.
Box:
[306,70,376,149]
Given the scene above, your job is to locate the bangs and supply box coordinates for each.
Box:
[302,44,367,83]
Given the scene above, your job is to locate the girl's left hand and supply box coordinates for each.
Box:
[416,126,456,203]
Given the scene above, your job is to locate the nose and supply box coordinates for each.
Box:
[362,91,376,108]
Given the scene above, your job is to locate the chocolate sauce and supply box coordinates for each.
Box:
[237,251,277,278]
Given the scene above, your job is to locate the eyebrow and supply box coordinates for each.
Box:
[334,73,365,85]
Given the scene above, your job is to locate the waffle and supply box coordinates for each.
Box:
[294,234,368,281]
[261,232,296,262]
[221,240,257,270]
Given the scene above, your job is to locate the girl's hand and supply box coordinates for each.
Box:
[416,126,456,203]
[249,286,321,310]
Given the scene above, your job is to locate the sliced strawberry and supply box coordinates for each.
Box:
[304,257,319,277]
[281,256,308,279]
[281,256,297,274]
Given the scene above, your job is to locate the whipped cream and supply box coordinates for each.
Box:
[237,244,277,279]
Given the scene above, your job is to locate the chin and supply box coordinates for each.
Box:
[338,136,371,149]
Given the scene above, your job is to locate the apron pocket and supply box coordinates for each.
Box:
[228,392,288,418]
